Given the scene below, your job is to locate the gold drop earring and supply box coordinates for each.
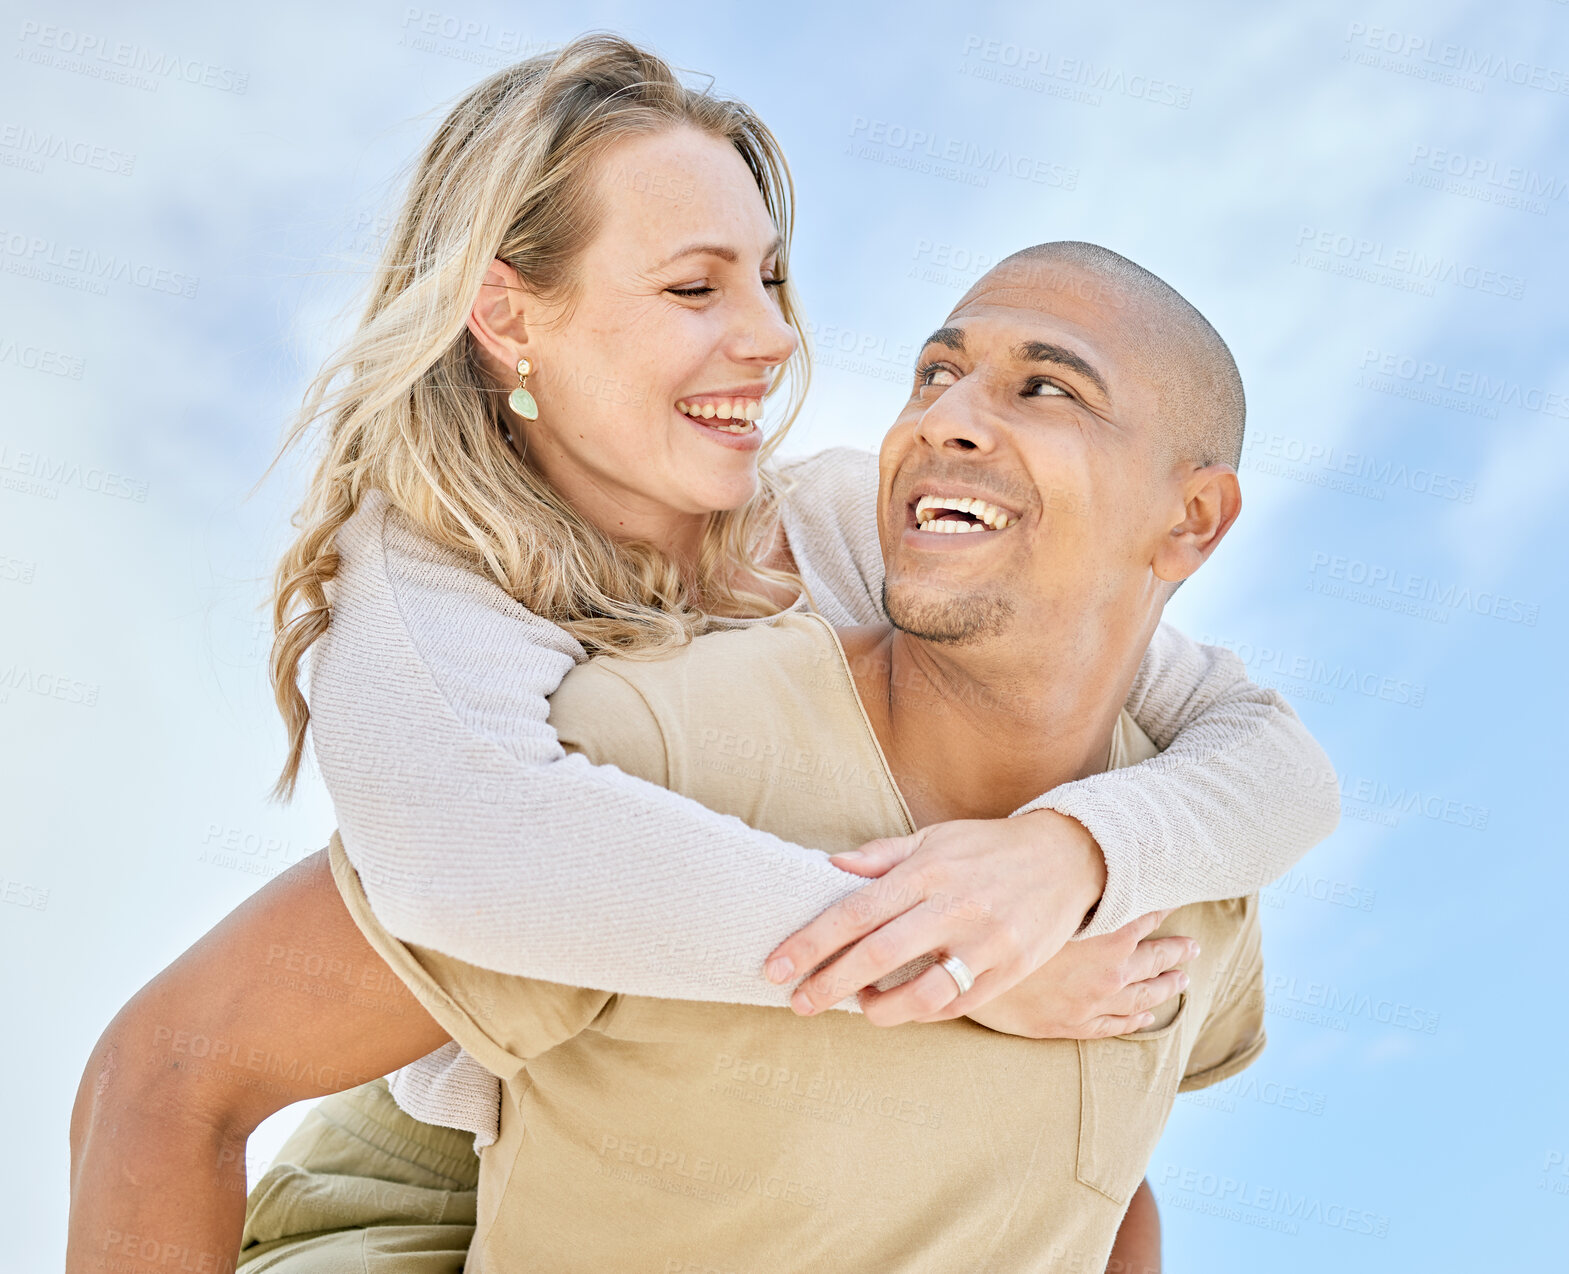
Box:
[509,356,538,420]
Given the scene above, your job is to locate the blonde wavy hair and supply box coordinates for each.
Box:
[265,33,811,800]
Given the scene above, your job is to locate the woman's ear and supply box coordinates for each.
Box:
[1152,465,1242,585]
[466,258,532,372]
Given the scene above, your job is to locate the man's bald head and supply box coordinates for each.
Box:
[960,242,1246,469]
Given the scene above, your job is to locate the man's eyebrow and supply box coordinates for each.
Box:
[653,236,783,270]
[919,326,967,354]
[1014,340,1110,399]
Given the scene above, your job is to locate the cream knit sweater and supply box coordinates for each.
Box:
[307,447,1339,1142]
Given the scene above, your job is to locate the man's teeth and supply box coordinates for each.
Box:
[914,494,1012,532]
[676,398,762,433]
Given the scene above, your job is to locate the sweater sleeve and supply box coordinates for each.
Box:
[1016,624,1340,937]
[777,447,1343,937]
[308,490,867,1006]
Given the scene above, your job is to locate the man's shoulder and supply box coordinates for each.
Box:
[548,614,862,766]
[559,612,845,699]
[549,614,908,849]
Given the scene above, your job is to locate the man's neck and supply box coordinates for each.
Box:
[839,623,1141,828]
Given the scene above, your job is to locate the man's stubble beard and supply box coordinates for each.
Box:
[880,578,1016,645]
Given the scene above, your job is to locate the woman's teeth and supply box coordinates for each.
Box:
[914,495,1013,532]
[677,398,761,433]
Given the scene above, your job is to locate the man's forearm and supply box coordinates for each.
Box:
[68,1034,249,1274]
[69,1112,247,1273]
[65,849,452,1273]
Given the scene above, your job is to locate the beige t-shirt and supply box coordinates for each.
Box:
[332,612,1265,1274]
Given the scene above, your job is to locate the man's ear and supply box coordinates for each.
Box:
[465,258,533,372]
[1152,464,1241,585]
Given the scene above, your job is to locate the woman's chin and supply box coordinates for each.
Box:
[692,471,761,515]
[654,427,764,515]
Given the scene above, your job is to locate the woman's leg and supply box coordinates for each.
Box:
[238,1078,479,1274]
[1106,1176,1161,1274]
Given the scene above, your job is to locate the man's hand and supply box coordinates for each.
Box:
[958,910,1196,1039]
[765,810,1108,1024]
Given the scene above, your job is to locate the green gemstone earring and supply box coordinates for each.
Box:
[508,356,538,421]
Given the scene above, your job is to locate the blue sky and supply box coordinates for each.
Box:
[3,1,1566,1267]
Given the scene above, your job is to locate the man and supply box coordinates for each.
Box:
[69,243,1268,1273]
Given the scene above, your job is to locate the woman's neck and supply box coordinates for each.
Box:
[702,518,801,618]
[541,452,800,618]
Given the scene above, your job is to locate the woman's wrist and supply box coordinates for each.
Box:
[1016,808,1106,931]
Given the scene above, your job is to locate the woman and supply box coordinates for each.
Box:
[71,32,1335,1273]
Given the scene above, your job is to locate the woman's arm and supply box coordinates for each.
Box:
[308,490,876,1005]
[317,494,1125,1011]
[777,446,1342,940]
[312,486,1190,1143]
[321,468,1335,1024]
[67,850,448,1274]
[1025,620,1341,937]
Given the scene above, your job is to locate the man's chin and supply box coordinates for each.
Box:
[882,582,1015,645]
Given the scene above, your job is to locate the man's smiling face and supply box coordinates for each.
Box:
[876,258,1177,649]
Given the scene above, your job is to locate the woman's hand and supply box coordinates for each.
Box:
[766,809,1114,1024]
[956,910,1196,1039]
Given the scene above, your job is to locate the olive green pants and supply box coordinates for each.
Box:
[239,1079,480,1273]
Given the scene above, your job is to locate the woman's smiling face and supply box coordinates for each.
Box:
[479,125,799,547]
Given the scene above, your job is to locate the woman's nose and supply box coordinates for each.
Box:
[733,285,800,368]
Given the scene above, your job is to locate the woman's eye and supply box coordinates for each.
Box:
[667,284,715,298]
[917,364,958,388]
[762,276,787,290]
[1026,378,1069,397]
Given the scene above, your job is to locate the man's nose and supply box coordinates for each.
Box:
[912,379,999,454]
